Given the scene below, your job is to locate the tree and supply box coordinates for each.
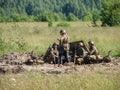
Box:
[62,2,75,16]
[82,12,92,21]
[0,0,103,22]
[101,1,120,26]
[67,13,79,21]
[25,2,34,15]
[92,9,100,26]
[53,13,61,21]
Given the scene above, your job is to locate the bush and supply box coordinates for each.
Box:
[57,22,71,27]
[82,12,92,21]
[67,13,79,21]
[48,20,53,27]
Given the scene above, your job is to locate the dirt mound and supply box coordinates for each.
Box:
[0,64,25,74]
[0,51,44,65]
[0,51,44,74]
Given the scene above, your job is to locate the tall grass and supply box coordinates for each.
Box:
[0,71,120,90]
[0,22,120,56]
[0,22,120,90]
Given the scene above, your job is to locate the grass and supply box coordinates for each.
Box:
[0,22,120,90]
[0,71,120,90]
[0,22,120,56]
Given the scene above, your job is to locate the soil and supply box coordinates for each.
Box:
[0,52,120,74]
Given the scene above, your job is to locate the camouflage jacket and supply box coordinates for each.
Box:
[50,48,58,58]
[59,34,69,53]
[59,34,69,46]
[76,47,86,58]
[89,46,98,55]
[63,43,70,51]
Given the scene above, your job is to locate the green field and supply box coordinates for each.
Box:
[0,22,120,90]
[0,22,120,56]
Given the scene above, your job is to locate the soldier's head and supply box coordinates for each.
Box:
[60,29,66,35]
[78,42,84,48]
[88,40,94,46]
[53,43,58,49]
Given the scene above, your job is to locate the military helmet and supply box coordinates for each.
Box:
[88,40,94,45]
[53,42,58,46]
[78,42,84,46]
[60,29,66,34]
[52,42,58,48]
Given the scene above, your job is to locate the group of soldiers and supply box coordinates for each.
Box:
[49,29,99,66]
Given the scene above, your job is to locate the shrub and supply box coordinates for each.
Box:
[48,20,53,27]
[57,22,71,27]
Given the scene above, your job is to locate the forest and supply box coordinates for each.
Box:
[0,0,102,22]
[0,0,120,26]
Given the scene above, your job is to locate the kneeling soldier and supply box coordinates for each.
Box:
[88,41,99,60]
[50,43,59,65]
[75,42,86,64]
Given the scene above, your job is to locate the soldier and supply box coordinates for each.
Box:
[87,40,99,59]
[75,42,86,64]
[50,43,59,65]
[57,29,70,66]
[76,42,86,58]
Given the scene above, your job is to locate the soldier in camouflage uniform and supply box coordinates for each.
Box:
[50,43,59,65]
[75,42,86,64]
[57,29,70,66]
[76,42,86,58]
[87,41,99,59]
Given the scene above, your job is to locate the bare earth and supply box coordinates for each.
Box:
[1,57,119,74]
[23,57,120,74]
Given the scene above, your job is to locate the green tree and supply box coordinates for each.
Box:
[53,13,61,21]
[35,12,53,22]
[67,13,79,21]
[92,9,100,26]
[0,0,103,22]
[25,2,34,15]
[101,1,120,26]
[82,12,92,21]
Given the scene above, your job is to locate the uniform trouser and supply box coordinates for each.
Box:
[53,57,58,64]
[59,51,69,64]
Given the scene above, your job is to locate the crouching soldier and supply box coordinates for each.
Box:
[50,43,59,66]
[75,42,86,64]
[87,41,101,61]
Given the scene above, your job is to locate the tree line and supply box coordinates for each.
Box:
[0,0,102,22]
[0,0,120,26]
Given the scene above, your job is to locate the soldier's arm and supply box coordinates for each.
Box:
[90,50,95,55]
[50,48,54,56]
[90,47,97,55]
[55,51,59,57]
[57,38,60,41]
[82,48,86,57]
